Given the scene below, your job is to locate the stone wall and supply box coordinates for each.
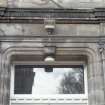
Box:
[0,22,105,105]
[0,7,105,105]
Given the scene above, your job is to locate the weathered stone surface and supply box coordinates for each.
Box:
[77,24,100,36]
[0,0,7,7]
[7,0,105,8]
[0,6,105,105]
[0,24,100,36]
[0,24,23,36]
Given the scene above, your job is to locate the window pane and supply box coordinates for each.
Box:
[14,67,35,94]
[14,66,84,95]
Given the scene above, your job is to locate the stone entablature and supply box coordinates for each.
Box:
[0,8,105,23]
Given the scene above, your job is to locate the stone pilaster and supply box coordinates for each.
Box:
[0,51,2,105]
[99,44,105,88]
[0,47,11,105]
[97,42,105,105]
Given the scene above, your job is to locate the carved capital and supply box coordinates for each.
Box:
[98,42,105,59]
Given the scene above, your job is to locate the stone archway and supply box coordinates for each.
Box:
[0,45,104,105]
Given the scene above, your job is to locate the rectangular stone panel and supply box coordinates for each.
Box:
[77,24,99,36]
[0,24,100,36]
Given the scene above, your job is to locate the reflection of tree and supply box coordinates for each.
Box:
[58,68,84,94]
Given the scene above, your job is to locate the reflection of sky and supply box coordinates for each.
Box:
[32,68,73,95]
